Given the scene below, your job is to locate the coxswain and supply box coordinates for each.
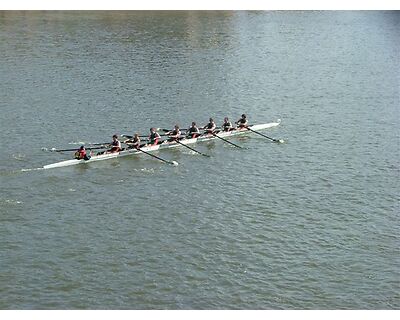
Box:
[235,114,248,129]
[147,127,161,146]
[74,146,91,160]
[186,121,200,138]
[124,133,141,149]
[167,125,181,142]
[222,117,233,131]
[203,118,216,134]
[107,134,122,153]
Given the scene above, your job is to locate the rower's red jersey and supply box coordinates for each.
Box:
[79,149,87,158]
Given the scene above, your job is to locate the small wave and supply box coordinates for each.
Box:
[12,153,27,161]
[20,167,44,172]
[1,168,43,176]
[1,199,23,205]
[134,168,155,174]
[183,151,198,156]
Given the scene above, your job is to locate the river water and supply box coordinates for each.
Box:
[0,11,399,309]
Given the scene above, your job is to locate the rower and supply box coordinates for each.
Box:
[166,125,181,142]
[203,117,216,134]
[74,146,91,160]
[186,121,200,138]
[107,134,122,153]
[222,117,233,132]
[147,127,161,146]
[235,114,248,129]
[124,133,141,149]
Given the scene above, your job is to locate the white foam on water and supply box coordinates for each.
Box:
[20,167,44,172]
[133,168,155,174]
[12,153,27,161]
[2,199,23,205]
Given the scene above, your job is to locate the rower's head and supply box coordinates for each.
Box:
[150,127,156,132]
[174,125,179,129]
[241,114,247,119]
[134,133,139,138]
[80,145,85,150]
[209,118,214,122]
[191,122,196,127]
[112,134,118,140]
[224,117,229,122]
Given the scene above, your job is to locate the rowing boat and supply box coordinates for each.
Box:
[43,120,281,169]
[43,121,281,169]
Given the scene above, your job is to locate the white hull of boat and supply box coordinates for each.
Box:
[43,120,281,169]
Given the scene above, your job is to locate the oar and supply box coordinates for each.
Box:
[67,142,111,146]
[174,139,210,157]
[158,129,190,136]
[160,127,223,132]
[138,148,178,166]
[44,146,108,152]
[121,134,151,139]
[123,138,149,144]
[159,128,189,133]
[87,142,111,146]
[211,132,243,148]
[122,133,168,139]
[245,127,284,143]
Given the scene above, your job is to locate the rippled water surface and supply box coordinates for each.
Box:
[0,11,399,309]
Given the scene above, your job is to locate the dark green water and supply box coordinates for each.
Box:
[0,11,399,309]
